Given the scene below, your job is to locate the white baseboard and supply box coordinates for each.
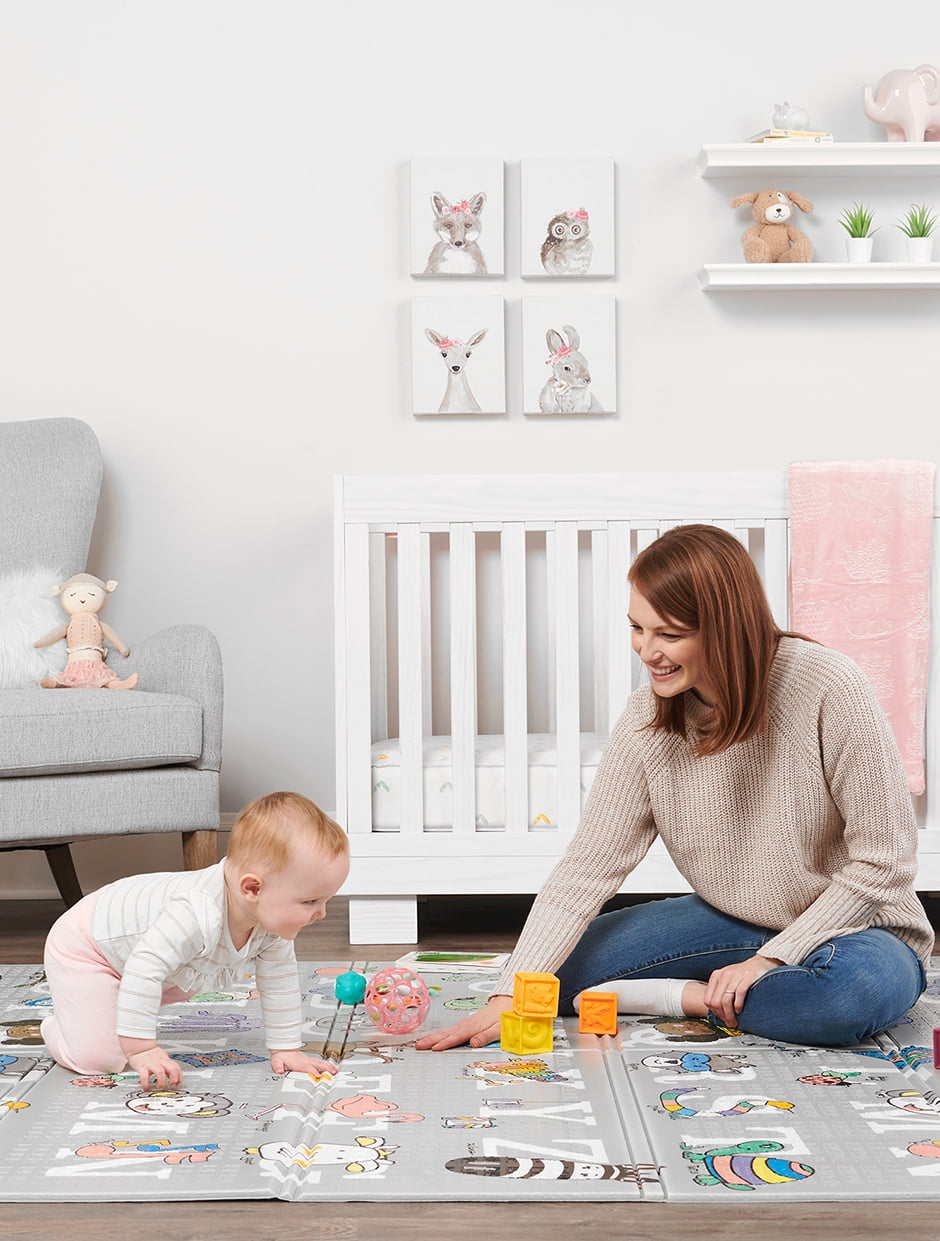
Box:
[0,813,239,900]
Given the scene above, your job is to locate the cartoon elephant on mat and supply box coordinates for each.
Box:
[863,65,940,141]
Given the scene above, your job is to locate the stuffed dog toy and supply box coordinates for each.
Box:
[730,188,814,263]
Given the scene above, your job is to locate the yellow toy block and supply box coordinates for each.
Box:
[500,1010,555,1055]
[511,971,560,1018]
[578,990,618,1036]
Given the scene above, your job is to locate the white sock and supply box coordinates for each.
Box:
[574,978,688,1018]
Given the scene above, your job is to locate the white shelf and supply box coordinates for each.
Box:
[699,262,940,290]
[697,142,940,178]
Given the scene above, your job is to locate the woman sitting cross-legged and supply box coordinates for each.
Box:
[416,523,932,1052]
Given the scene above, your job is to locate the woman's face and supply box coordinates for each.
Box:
[628,589,717,707]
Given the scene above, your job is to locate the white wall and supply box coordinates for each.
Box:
[3,1,939,893]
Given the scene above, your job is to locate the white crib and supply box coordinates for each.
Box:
[334,471,940,944]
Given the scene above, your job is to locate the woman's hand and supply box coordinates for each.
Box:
[703,954,783,1029]
[415,994,514,1051]
[270,1049,337,1076]
[121,1038,183,1091]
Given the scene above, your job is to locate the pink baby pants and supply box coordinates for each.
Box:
[41,894,191,1075]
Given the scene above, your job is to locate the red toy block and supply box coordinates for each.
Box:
[512,971,560,1018]
[933,1026,940,1070]
[578,990,618,1036]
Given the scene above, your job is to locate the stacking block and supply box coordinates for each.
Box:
[578,990,618,1036]
[500,1009,555,1055]
[934,1026,940,1070]
[512,971,560,1018]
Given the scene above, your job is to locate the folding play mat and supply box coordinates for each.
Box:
[3,956,940,1202]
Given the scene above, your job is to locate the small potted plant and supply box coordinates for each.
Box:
[895,203,937,263]
[838,202,878,263]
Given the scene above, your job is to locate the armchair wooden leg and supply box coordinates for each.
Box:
[182,830,218,870]
[43,844,84,907]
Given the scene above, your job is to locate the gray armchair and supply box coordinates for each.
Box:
[0,417,222,903]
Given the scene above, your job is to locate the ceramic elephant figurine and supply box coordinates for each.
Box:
[862,65,940,142]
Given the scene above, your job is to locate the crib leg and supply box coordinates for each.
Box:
[348,895,419,945]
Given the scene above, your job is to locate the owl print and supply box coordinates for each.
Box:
[540,207,593,274]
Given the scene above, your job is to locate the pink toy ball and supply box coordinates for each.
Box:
[364,966,431,1035]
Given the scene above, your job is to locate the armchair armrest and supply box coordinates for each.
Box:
[109,624,223,772]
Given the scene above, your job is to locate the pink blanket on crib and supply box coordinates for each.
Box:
[788,460,935,795]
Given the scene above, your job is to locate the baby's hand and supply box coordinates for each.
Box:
[123,1043,183,1092]
[270,1049,337,1077]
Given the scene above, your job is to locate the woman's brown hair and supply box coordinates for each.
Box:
[628,524,795,755]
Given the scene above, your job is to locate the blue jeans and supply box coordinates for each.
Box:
[554,893,927,1047]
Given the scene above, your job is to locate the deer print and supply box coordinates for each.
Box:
[425,327,487,413]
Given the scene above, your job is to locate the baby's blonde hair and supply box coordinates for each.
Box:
[226,791,348,875]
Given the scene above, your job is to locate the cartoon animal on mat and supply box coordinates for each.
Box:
[641,1052,754,1077]
[730,189,814,263]
[424,191,488,275]
[538,324,602,414]
[463,1057,569,1085]
[681,1139,815,1191]
[124,1088,233,1118]
[75,1140,219,1165]
[540,207,593,274]
[880,1088,940,1115]
[425,328,488,414]
[246,1137,397,1174]
[328,1092,424,1123]
[660,1088,794,1119]
[445,1156,661,1183]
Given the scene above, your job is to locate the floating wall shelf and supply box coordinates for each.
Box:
[697,143,940,178]
[699,262,940,291]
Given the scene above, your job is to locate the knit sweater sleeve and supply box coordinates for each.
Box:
[758,652,923,965]
[494,700,658,994]
[253,939,304,1050]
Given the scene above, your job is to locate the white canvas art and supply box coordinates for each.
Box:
[411,295,506,416]
[520,157,615,278]
[410,158,505,277]
[522,295,616,415]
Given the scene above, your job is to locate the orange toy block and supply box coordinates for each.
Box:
[500,1010,555,1055]
[511,971,560,1018]
[578,990,618,1036]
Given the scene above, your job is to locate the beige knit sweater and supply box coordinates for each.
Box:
[496,637,933,995]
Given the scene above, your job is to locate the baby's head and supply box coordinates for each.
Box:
[226,791,349,939]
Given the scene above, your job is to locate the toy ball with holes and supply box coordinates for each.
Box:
[364,966,431,1035]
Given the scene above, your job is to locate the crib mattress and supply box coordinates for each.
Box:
[371,732,606,830]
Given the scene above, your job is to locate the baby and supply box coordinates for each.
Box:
[40,790,349,1090]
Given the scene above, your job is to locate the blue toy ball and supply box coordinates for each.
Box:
[334,970,367,1005]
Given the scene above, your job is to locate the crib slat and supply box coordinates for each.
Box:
[341,521,374,834]
[502,523,528,834]
[592,529,608,733]
[763,518,789,629]
[607,521,631,731]
[397,524,425,834]
[552,522,581,831]
[450,524,477,834]
[369,531,389,741]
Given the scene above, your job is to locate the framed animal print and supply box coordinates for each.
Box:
[410,294,506,416]
[520,157,615,278]
[521,294,617,415]
[410,159,505,277]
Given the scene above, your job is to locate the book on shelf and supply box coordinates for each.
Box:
[747,127,834,143]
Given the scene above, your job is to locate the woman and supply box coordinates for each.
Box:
[416,524,932,1052]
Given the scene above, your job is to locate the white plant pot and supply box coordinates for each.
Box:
[905,235,934,263]
[845,236,874,263]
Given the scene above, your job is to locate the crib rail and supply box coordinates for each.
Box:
[335,473,793,842]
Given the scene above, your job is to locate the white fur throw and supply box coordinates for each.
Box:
[0,567,68,689]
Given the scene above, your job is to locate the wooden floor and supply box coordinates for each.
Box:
[3,892,940,1241]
